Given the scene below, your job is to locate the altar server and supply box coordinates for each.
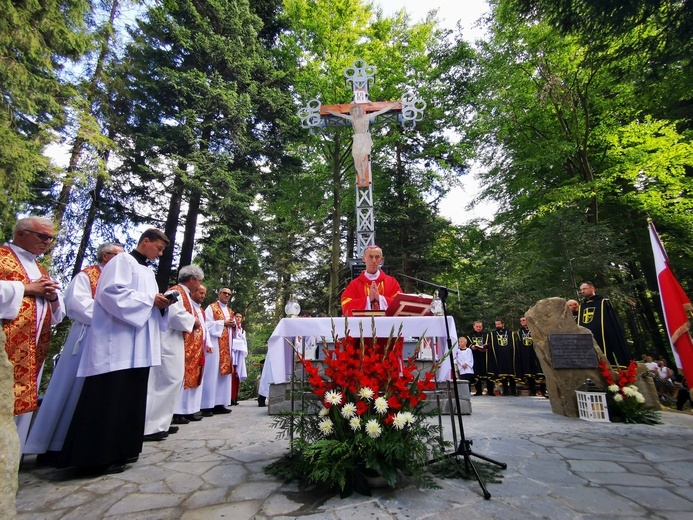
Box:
[25,243,123,456]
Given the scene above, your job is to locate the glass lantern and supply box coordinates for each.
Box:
[430,290,444,316]
[284,294,301,318]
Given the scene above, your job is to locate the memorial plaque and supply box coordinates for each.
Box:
[548,334,598,369]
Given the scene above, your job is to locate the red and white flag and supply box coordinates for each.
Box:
[648,220,693,384]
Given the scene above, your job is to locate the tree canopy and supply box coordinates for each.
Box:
[2,0,690,365]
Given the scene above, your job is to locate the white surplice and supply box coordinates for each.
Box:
[232,326,248,382]
[200,302,232,408]
[77,253,165,377]
[24,267,100,454]
[144,285,195,434]
[1,243,66,453]
[174,300,210,415]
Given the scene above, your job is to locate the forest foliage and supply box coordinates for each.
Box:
[2,0,691,364]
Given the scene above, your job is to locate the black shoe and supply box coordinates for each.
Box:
[213,405,231,414]
[201,409,214,417]
[184,413,204,421]
[125,456,139,464]
[143,431,168,441]
[257,395,266,407]
[35,452,59,467]
[103,463,127,474]
[75,462,127,477]
[473,392,483,396]
[172,414,190,424]
[168,426,179,434]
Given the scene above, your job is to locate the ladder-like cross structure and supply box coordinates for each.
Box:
[299,59,425,259]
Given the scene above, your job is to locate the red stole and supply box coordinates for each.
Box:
[170,285,204,388]
[82,264,102,297]
[210,301,233,376]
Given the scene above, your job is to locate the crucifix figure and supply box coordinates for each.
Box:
[298,59,425,259]
[324,102,399,187]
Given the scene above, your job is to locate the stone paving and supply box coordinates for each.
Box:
[16,396,693,519]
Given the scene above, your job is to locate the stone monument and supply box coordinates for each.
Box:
[0,329,19,518]
[525,297,658,417]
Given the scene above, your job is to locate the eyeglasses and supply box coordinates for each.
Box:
[220,291,232,296]
[23,230,55,242]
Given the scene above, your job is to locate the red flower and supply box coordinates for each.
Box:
[355,400,369,416]
[387,395,403,410]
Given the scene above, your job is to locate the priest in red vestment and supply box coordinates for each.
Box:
[341,245,402,316]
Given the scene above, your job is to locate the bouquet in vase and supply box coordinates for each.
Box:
[599,360,660,424]
[266,320,448,497]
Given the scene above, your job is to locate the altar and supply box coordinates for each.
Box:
[266,315,457,385]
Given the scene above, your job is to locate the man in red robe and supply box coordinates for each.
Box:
[341,245,402,316]
[1,216,66,453]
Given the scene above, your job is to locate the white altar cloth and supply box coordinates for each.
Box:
[267,316,457,384]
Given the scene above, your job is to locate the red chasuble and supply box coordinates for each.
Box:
[0,246,52,415]
[341,270,402,316]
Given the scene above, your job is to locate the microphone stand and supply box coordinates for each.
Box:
[397,273,506,500]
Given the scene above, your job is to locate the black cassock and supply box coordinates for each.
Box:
[516,327,543,381]
[578,294,632,366]
[488,327,517,378]
[467,331,490,378]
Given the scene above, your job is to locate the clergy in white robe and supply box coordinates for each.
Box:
[56,229,173,474]
[174,284,212,417]
[201,288,234,412]
[24,243,124,456]
[0,217,66,453]
[231,312,248,404]
[144,265,201,438]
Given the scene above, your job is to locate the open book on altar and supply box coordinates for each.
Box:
[385,293,434,317]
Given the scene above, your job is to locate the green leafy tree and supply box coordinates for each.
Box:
[0,0,90,237]
[457,0,693,357]
[111,0,291,291]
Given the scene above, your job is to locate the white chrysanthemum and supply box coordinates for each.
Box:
[622,385,637,397]
[324,390,343,406]
[401,411,415,424]
[318,406,330,417]
[608,384,620,393]
[635,392,645,403]
[358,387,374,400]
[318,418,334,436]
[365,419,382,438]
[613,393,624,403]
[341,402,357,419]
[349,417,361,431]
[392,412,407,430]
[374,396,389,414]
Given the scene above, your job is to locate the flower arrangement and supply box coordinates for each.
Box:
[266,321,446,497]
[598,360,660,424]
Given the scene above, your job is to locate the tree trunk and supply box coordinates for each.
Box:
[395,142,409,281]
[179,189,201,268]
[157,164,186,291]
[71,174,106,278]
[53,0,121,232]
[329,135,342,317]
[179,126,211,268]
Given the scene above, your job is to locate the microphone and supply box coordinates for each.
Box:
[164,289,180,303]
